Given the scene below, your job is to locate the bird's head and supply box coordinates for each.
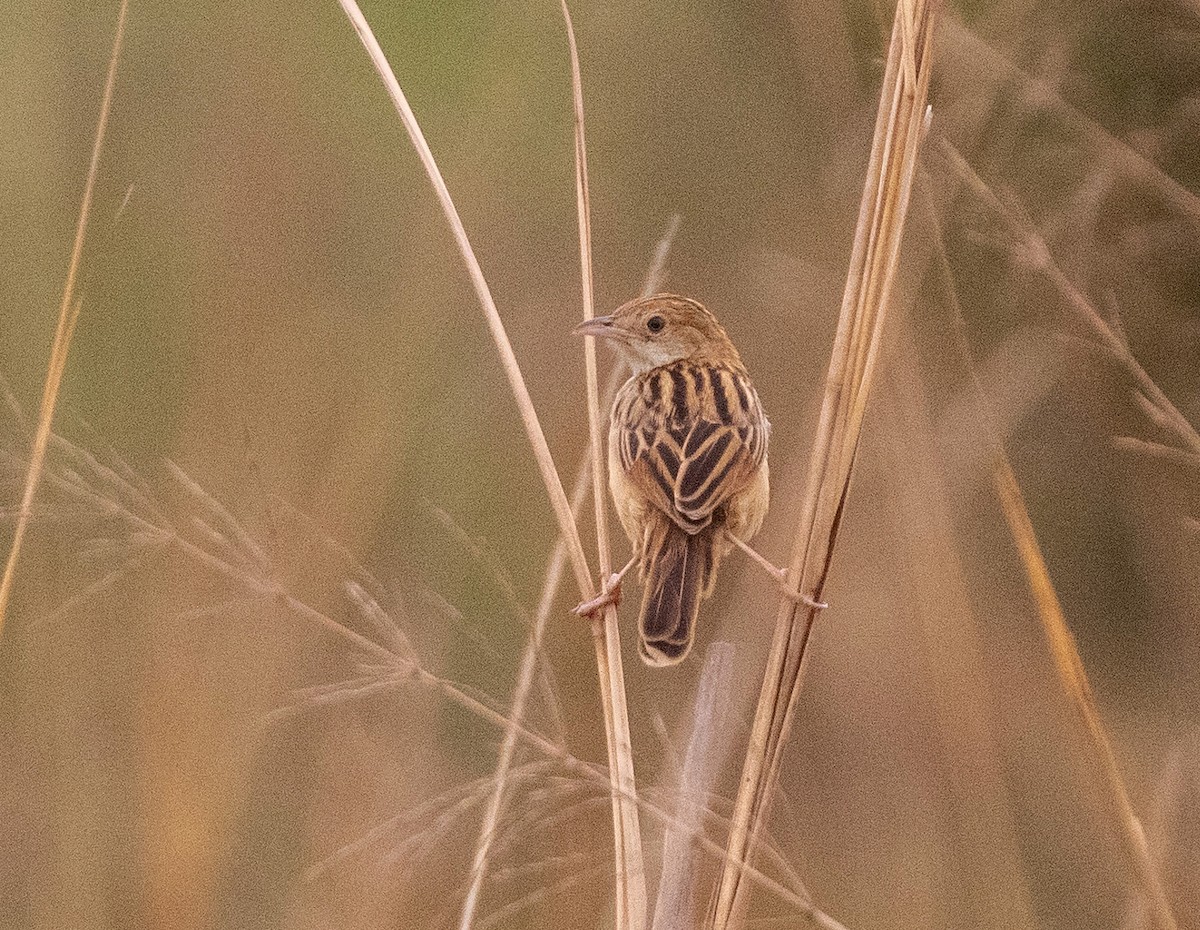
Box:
[573,294,741,373]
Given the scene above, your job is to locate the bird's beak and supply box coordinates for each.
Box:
[573,315,616,338]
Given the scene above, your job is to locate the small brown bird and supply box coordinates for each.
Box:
[574,294,770,666]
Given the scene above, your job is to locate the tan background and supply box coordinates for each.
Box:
[1,2,1197,929]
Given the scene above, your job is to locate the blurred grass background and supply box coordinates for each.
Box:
[1,1,1198,929]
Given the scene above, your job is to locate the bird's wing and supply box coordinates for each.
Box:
[621,414,766,534]
[673,417,766,526]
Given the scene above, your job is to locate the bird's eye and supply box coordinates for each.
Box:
[646,315,665,334]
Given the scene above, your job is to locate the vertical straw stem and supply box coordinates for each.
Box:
[561,5,647,927]
[457,220,677,930]
[928,184,1179,929]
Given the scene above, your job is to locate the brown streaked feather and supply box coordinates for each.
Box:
[637,511,716,666]
[613,360,767,536]
[609,359,769,665]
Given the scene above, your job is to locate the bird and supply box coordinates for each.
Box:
[573,294,771,666]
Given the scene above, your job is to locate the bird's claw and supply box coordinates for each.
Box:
[763,566,826,608]
[779,585,828,611]
[571,572,624,618]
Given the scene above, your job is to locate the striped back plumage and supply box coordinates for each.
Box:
[611,359,769,666]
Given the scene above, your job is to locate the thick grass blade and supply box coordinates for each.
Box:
[709,2,940,925]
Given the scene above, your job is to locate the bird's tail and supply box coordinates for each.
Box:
[638,514,719,667]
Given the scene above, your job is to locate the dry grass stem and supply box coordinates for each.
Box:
[0,0,129,639]
[710,3,940,925]
[994,463,1180,930]
[937,137,1200,458]
[561,4,647,928]
[335,1,659,923]
[458,214,678,930]
[926,176,1178,929]
[21,420,841,923]
[333,3,649,921]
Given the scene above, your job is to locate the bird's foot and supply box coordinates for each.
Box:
[724,529,828,610]
[778,585,829,611]
[572,572,624,618]
[571,555,638,619]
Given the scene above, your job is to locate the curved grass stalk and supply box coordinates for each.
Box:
[335,0,594,595]
[334,2,649,925]
[994,466,1179,930]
